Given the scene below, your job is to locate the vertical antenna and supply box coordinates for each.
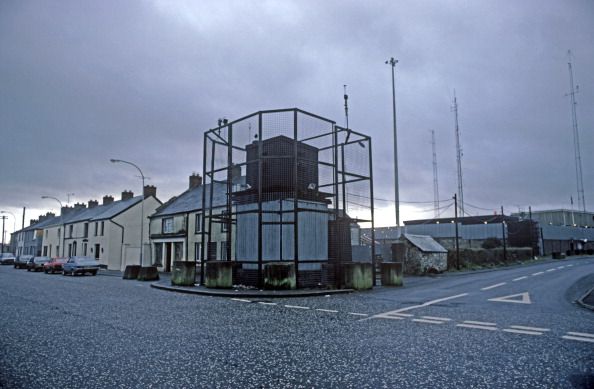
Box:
[452,91,464,216]
[567,50,586,212]
[431,130,440,217]
[343,84,349,130]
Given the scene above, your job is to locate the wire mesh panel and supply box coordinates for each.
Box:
[201,108,374,288]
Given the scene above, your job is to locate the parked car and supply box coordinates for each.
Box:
[27,256,50,272]
[14,255,34,269]
[0,253,16,265]
[63,256,99,276]
[43,257,67,274]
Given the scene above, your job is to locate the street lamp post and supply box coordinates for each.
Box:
[386,57,400,227]
[41,196,64,256]
[110,159,145,267]
[0,211,16,254]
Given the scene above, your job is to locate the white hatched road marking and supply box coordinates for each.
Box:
[532,271,544,276]
[412,318,444,324]
[370,293,469,320]
[567,331,594,338]
[463,320,496,326]
[510,325,550,332]
[512,276,528,282]
[316,309,338,313]
[421,316,452,322]
[348,312,368,317]
[285,305,309,310]
[481,282,506,291]
[457,323,498,331]
[258,302,277,306]
[231,298,251,303]
[391,313,414,317]
[503,328,543,336]
[563,335,594,343]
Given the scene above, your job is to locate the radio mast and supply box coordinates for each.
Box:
[567,50,586,212]
[452,91,464,216]
[431,130,440,217]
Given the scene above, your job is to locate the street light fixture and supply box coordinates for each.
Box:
[41,195,64,257]
[110,159,145,267]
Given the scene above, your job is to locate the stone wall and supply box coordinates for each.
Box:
[447,247,533,269]
[404,241,447,275]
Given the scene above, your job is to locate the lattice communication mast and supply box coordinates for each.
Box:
[452,92,464,216]
[567,50,586,212]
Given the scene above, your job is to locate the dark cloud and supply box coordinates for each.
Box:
[1,0,593,227]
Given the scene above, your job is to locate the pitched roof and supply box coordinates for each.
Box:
[151,183,227,217]
[43,196,146,227]
[404,233,447,253]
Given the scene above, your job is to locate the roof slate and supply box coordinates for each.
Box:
[151,183,228,217]
[404,233,447,253]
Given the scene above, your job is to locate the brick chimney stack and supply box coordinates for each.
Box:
[88,200,98,208]
[121,190,134,201]
[73,202,86,210]
[143,185,157,199]
[189,173,202,189]
[61,206,74,217]
[102,195,114,205]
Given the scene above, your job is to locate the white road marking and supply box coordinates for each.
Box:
[510,325,550,332]
[421,316,452,322]
[532,271,544,276]
[512,276,528,282]
[567,331,594,339]
[378,315,404,320]
[546,269,556,272]
[567,264,573,267]
[557,266,565,269]
[258,302,277,306]
[348,312,368,317]
[284,305,309,310]
[488,292,532,304]
[503,328,543,336]
[481,282,506,291]
[372,293,469,319]
[315,308,338,313]
[412,318,444,324]
[463,320,497,326]
[563,335,594,343]
[456,323,498,331]
[231,298,251,303]
[391,313,414,317]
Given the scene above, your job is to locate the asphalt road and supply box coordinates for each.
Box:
[1,257,593,388]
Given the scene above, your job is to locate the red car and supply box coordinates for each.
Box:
[44,257,67,274]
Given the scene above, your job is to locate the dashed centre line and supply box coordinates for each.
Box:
[512,276,528,282]
[348,312,368,317]
[567,331,594,339]
[285,305,309,310]
[546,268,556,272]
[532,271,544,276]
[563,335,594,343]
[258,302,277,306]
[316,308,338,313]
[481,282,506,291]
[464,320,496,326]
[457,323,498,331]
[421,316,452,322]
[510,325,550,332]
[503,328,542,336]
[412,318,444,324]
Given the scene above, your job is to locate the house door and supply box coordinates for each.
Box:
[95,244,100,260]
[165,242,172,272]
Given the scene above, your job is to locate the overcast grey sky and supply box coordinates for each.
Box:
[1,0,593,230]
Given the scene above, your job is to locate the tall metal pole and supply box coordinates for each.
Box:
[567,50,586,212]
[431,130,440,218]
[1,216,5,253]
[453,91,464,216]
[110,159,145,267]
[453,194,460,270]
[386,57,400,227]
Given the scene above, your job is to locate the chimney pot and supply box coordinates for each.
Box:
[143,185,157,199]
[102,195,114,205]
[189,173,202,189]
[121,190,134,201]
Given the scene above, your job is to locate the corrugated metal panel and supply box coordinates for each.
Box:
[541,225,594,240]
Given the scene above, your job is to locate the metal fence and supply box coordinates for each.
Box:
[200,108,375,288]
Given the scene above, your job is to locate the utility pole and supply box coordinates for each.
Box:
[454,194,460,270]
[386,57,400,227]
[1,216,6,253]
[452,91,464,216]
[431,130,440,218]
[566,50,586,212]
[501,206,507,262]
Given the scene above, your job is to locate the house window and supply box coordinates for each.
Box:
[195,213,202,233]
[45,230,48,239]
[83,223,88,238]
[83,243,87,256]
[43,246,48,256]
[57,228,61,239]
[162,218,174,234]
[154,243,163,266]
[69,225,73,238]
[194,242,202,262]
[100,221,104,236]
[94,222,98,236]
[174,242,183,261]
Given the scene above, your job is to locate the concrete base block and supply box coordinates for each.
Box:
[123,265,140,280]
[381,262,404,287]
[552,252,566,260]
[171,261,196,286]
[137,266,160,281]
[205,261,233,289]
[342,262,373,290]
[264,262,296,290]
